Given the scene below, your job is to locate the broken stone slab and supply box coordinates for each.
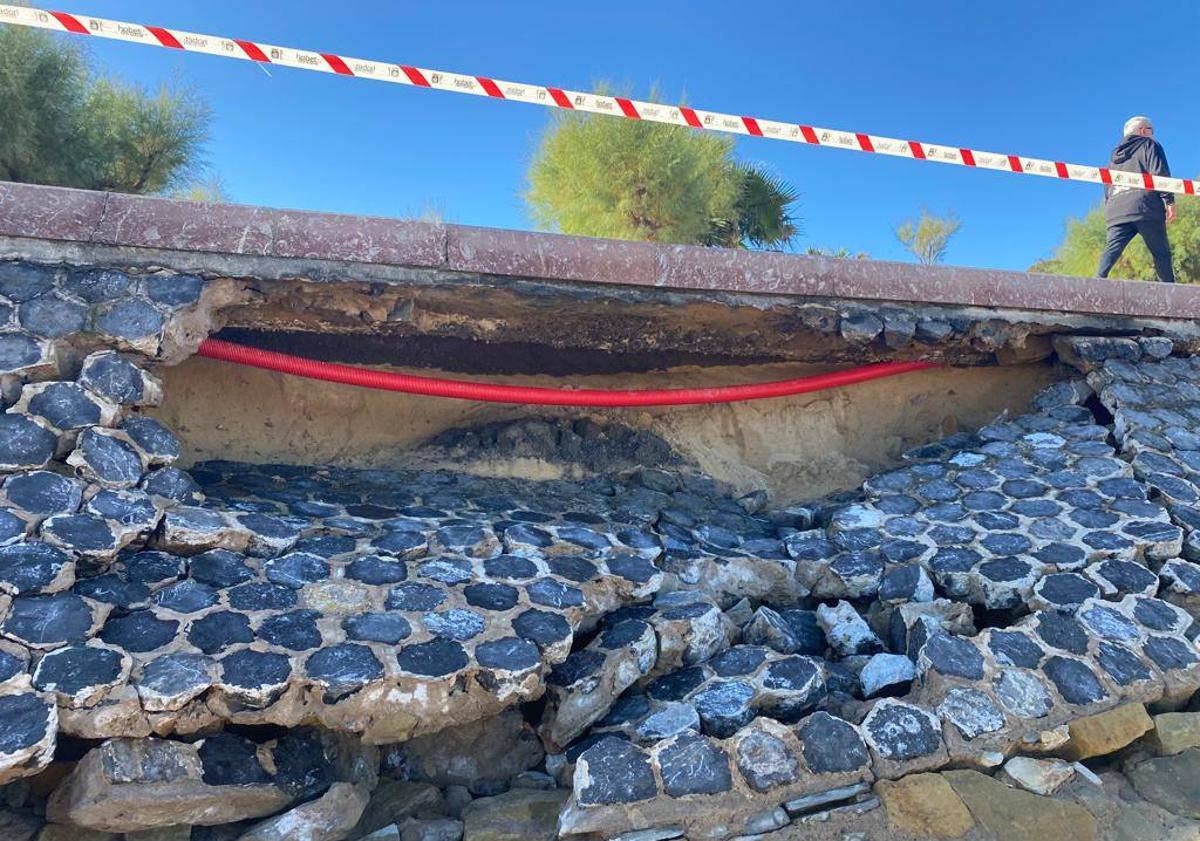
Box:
[352,780,444,838]
[45,737,295,832]
[460,788,567,841]
[1059,702,1153,761]
[874,772,974,839]
[153,507,253,555]
[540,618,657,749]
[858,653,914,698]
[638,593,734,682]
[0,691,57,785]
[944,768,1097,841]
[77,352,163,408]
[560,715,873,841]
[235,781,370,841]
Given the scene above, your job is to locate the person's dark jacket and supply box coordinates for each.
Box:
[1104,134,1174,224]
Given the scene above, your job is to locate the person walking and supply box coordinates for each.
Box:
[1097,116,1177,283]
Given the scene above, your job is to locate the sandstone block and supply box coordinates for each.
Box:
[875,772,973,839]
[1061,703,1153,761]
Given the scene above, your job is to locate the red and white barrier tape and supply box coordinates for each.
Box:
[3,4,1194,197]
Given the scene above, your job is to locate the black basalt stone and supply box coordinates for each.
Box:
[64,268,131,303]
[576,737,657,805]
[483,555,538,580]
[293,534,357,559]
[0,333,42,373]
[475,636,540,671]
[1094,560,1157,595]
[1036,613,1091,656]
[151,580,218,613]
[464,582,519,612]
[220,649,292,690]
[1133,598,1184,632]
[780,610,827,656]
[396,639,468,677]
[190,550,255,588]
[692,680,756,738]
[198,731,271,785]
[0,693,51,756]
[33,645,123,696]
[86,489,158,529]
[1079,605,1140,641]
[659,733,732,797]
[3,594,93,645]
[526,577,584,609]
[1043,655,1107,705]
[94,299,165,340]
[647,666,707,702]
[138,653,212,701]
[265,553,330,588]
[762,657,820,693]
[547,556,598,583]
[598,619,649,650]
[1096,641,1153,686]
[42,514,117,554]
[922,633,985,680]
[386,582,446,612]
[417,557,473,585]
[864,702,941,760]
[75,429,143,486]
[423,608,485,641]
[0,510,26,544]
[0,415,56,470]
[100,610,179,653]
[27,382,100,428]
[710,647,768,678]
[0,263,55,301]
[188,611,254,655]
[0,542,72,593]
[73,574,149,609]
[549,649,606,688]
[344,612,411,644]
[345,555,407,586]
[270,728,334,799]
[305,643,383,694]
[1033,543,1087,567]
[228,582,297,611]
[1143,636,1199,671]
[1037,574,1102,610]
[120,415,180,462]
[145,274,204,306]
[511,609,571,649]
[987,630,1045,668]
[799,711,869,773]
[140,467,203,503]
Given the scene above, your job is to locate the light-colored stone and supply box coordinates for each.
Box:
[1061,703,1153,761]
[1001,757,1075,796]
[45,738,292,832]
[875,773,974,839]
[858,653,914,698]
[1149,712,1200,756]
[399,817,463,841]
[460,789,567,841]
[236,781,370,841]
[945,769,1097,841]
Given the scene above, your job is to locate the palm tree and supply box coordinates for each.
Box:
[704,163,800,250]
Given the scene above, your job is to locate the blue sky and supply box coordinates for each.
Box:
[55,0,1199,270]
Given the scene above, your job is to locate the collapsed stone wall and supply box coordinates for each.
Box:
[3,253,1200,840]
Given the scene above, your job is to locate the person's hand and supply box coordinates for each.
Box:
[1167,204,1178,223]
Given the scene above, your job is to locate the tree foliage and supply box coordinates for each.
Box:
[0,24,210,193]
[526,97,797,248]
[895,209,962,264]
[1031,196,1200,283]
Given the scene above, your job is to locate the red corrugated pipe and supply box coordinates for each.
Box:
[197,338,940,407]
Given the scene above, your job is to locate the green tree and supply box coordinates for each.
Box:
[895,209,962,264]
[526,95,797,248]
[0,24,210,193]
[1033,197,1199,283]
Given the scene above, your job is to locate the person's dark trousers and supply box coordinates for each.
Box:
[1097,219,1176,283]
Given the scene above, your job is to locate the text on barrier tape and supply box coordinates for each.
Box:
[1,4,1195,197]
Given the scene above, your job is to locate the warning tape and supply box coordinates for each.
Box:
[2,4,1194,197]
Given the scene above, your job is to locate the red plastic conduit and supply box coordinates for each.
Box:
[197,338,940,408]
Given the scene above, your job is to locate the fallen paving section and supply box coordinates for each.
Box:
[3,184,1200,840]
